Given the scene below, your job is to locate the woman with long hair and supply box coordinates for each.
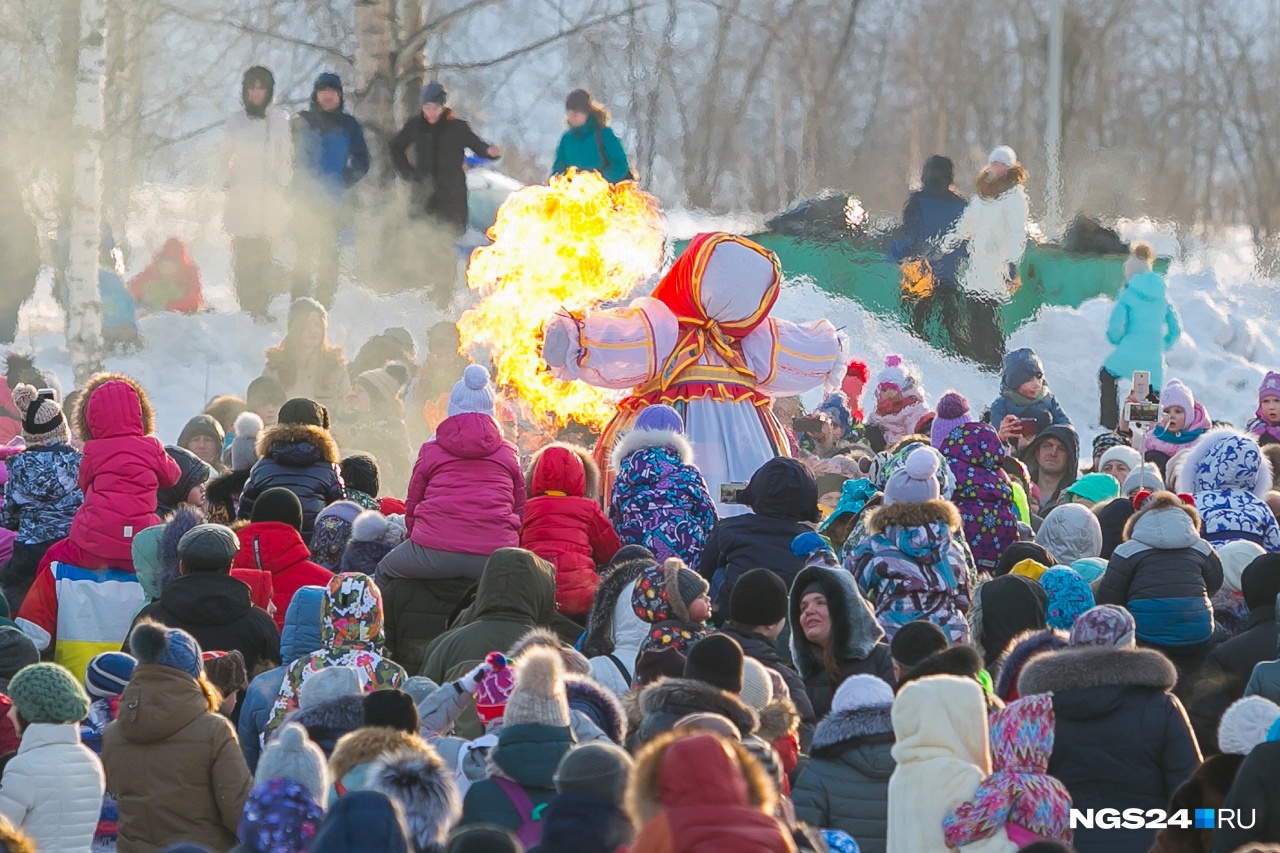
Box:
[551,88,633,184]
[261,297,349,410]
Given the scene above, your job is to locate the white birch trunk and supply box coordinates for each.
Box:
[65,0,107,384]
[353,0,395,187]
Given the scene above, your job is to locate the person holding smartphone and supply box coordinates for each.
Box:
[1100,242,1182,430]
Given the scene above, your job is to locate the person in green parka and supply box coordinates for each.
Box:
[550,89,632,184]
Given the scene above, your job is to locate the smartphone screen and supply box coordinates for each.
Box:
[1019,419,1038,438]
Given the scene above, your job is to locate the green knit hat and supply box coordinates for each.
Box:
[8,662,91,724]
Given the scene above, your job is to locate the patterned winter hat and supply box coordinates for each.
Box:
[129,620,203,680]
[1039,568,1096,630]
[634,404,684,434]
[930,391,971,448]
[1068,604,1135,648]
[84,651,137,699]
[503,647,570,728]
[7,662,90,724]
[873,354,921,397]
[1260,371,1280,403]
[238,778,325,853]
[447,364,496,419]
[1092,431,1128,459]
[475,652,515,723]
[310,501,363,571]
[632,558,708,624]
[12,383,68,447]
[883,446,941,505]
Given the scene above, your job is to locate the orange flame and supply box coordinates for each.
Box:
[460,169,664,430]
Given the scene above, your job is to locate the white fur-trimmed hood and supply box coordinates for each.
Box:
[1183,427,1273,497]
[610,428,695,471]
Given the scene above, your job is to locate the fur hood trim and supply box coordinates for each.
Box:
[639,677,759,738]
[1183,427,1273,497]
[993,629,1069,701]
[898,644,984,689]
[508,626,591,675]
[788,566,885,679]
[159,504,207,590]
[370,749,462,851]
[75,371,157,439]
[581,559,650,658]
[566,675,628,744]
[257,422,340,464]
[629,733,775,826]
[754,695,800,743]
[526,441,601,499]
[1017,645,1176,697]
[811,705,894,754]
[977,164,1028,199]
[1123,496,1202,550]
[866,498,962,535]
[330,727,432,783]
[610,428,695,471]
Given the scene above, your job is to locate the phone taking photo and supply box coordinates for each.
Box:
[1126,402,1161,424]
[719,482,747,504]
[1132,370,1151,400]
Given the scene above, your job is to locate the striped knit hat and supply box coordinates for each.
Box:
[85,651,137,699]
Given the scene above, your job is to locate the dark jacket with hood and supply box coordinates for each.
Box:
[721,623,816,746]
[630,676,759,748]
[1017,645,1201,853]
[421,548,561,685]
[381,574,477,680]
[236,422,345,539]
[889,155,968,287]
[1214,740,1280,853]
[389,108,495,230]
[1193,594,1280,753]
[1097,495,1137,559]
[528,791,633,853]
[1096,494,1223,647]
[1019,423,1080,513]
[792,702,895,853]
[132,571,280,673]
[699,457,821,616]
[970,573,1048,669]
[293,73,370,202]
[460,721,575,838]
[788,565,895,719]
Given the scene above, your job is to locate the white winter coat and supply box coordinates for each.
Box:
[587,579,648,696]
[887,676,1014,853]
[223,106,293,239]
[0,723,106,853]
[946,177,1029,300]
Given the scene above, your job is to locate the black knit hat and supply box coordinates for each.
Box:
[341,453,380,497]
[565,88,592,112]
[362,689,419,734]
[729,568,789,627]
[683,634,744,694]
[1242,554,1280,610]
[995,542,1057,577]
[889,620,949,668]
[634,647,686,687]
[278,397,329,429]
[251,487,304,530]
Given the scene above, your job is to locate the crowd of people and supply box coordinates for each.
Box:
[0,241,1272,853]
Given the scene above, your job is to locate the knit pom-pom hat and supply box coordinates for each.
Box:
[1260,371,1280,404]
[85,651,137,699]
[930,391,971,447]
[129,620,203,680]
[447,364,496,418]
[12,382,69,447]
[883,446,941,505]
[475,652,515,724]
[1161,379,1195,416]
[873,354,920,397]
[257,721,331,807]
[503,647,570,728]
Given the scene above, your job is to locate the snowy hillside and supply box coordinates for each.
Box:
[13,191,1279,448]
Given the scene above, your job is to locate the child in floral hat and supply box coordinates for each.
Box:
[631,558,711,654]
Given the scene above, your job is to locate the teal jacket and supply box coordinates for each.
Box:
[460,723,574,835]
[551,118,630,184]
[1103,270,1182,386]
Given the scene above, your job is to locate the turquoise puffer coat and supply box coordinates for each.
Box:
[1102,271,1182,386]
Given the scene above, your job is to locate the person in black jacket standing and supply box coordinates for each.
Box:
[131,524,280,674]
[389,81,500,235]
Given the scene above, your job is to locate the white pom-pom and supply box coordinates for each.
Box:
[904,447,940,480]
[462,364,490,390]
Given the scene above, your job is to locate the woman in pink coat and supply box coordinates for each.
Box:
[67,373,181,569]
[376,365,524,582]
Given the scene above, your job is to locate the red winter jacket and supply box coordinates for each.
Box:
[406,413,524,556]
[519,445,620,617]
[232,521,332,631]
[68,374,181,567]
[126,237,203,313]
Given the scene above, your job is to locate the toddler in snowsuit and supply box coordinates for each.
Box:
[865,355,929,451]
[990,347,1071,444]
[1143,379,1211,463]
[520,443,621,620]
[0,384,83,606]
[631,558,711,655]
[608,404,717,566]
[943,694,1073,849]
[1248,371,1280,446]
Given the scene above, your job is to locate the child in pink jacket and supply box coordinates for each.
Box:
[375,365,524,582]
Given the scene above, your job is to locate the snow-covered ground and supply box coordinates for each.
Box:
[14,188,1279,450]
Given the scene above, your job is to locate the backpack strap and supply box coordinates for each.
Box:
[596,128,611,170]
[606,653,631,685]
[492,776,542,844]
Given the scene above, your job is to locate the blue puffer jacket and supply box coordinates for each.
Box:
[1103,270,1182,386]
[237,585,324,770]
[293,73,370,202]
[237,423,345,541]
[1095,498,1223,647]
[889,183,968,288]
[1,444,83,544]
[989,347,1071,434]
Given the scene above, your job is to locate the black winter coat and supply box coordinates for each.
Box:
[237,423,344,541]
[1215,740,1280,853]
[1018,645,1201,853]
[1097,496,1135,559]
[133,572,280,673]
[388,111,494,231]
[721,624,816,747]
[379,576,477,677]
[1190,604,1277,752]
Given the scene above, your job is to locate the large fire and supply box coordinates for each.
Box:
[459,169,664,430]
